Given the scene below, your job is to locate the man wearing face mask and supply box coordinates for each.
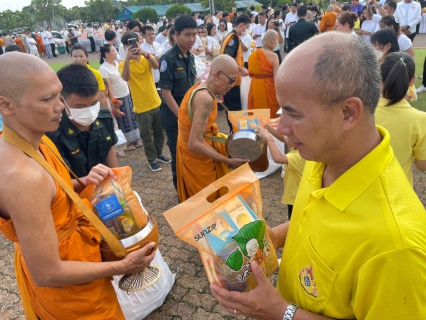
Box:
[46,64,119,178]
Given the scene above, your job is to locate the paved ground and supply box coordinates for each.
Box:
[1,36,426,319]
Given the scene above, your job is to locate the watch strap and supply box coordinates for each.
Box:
[283,302,299,320]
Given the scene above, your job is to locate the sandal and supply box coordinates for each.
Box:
[133,141,143,148]
[127,144,137,151]
[116,151,126,157]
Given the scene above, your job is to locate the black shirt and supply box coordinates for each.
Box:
[288,19,319,52]
[46,107,118,178]
[158,44,197,106]
[223,30,240,59]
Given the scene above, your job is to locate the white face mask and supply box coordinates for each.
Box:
[374,49,384,61]
[63,98,100,126]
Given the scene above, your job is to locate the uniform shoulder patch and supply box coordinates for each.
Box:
[228,38,235,46]
[160,60,167,72]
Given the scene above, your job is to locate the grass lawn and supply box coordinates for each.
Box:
[412,48,426,112]
[49,62,101,72]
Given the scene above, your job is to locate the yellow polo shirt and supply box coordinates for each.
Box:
[375,98,426,185]
[87,64,105,91]
[118,56,161,114]
[281,149,306,205]
[277,126,426,319]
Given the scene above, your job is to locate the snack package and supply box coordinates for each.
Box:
[228,109,270,133]
[80,166,149,240]
[163,164,278,291]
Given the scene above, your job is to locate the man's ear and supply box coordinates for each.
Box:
[0,95,14,116]
[341,97,363,132]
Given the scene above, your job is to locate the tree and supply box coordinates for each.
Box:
[200,0,235,13]
[84,0,116,22]
[30,0,63,28]
[133,8,158,23]
[0,9,35,32]
[165,4,192,18]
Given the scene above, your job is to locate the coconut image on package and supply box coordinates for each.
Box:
[163,164,279,292]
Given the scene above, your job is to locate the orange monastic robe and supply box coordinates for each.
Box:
[0,136,124,320]
[0,38,4,47]
[177,84,230,202]
[36,35,46,54]
[248,49,280,118]
[15,37,26,53]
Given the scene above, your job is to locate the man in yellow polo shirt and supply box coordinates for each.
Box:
[119,32,171,172]
[210,32,426,319]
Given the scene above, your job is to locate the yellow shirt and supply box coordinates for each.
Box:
[375,98,426,185]
[277,126,426,319]
[281,149,306,205]
[87,64,105,91]
[118,56,161,114]
[354,18,360,30]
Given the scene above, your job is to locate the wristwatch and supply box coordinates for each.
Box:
[283,302,299,320]
[197,48,200,52]
[377,2,382,7]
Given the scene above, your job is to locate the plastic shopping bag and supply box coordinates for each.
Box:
[240,76,252,110]
[163,164,278,292]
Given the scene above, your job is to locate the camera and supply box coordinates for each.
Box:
[274,20,280,27]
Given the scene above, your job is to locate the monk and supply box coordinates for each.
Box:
[15,35,26,53]
[35,33,46,56]
[177,55,248,202]
[0,53,155,319]
[248,30,280,118]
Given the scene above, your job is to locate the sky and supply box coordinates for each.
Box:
[0,0,87,12]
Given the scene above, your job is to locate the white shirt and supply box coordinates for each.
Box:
[46,31,55,44]
[141,41,165,83]
[115,28,123,48]
[41,31,50,44]
[207,35,220,52]
[86,27,94,37]
[213,16,219,25]
[155,33,168,44]
[215,29,228,43]
[361,20,379,43]
[251,11,258,16]
[253,23,266,47]
[241,33,253,62]
[248,23,256,35]
[227,22,233,33]
[196,18,204,26]
[118,43,127,61]
[398,34,413,52]
[193,35,205,58]
[26,36,37,50]
[284,12,298,38]
[394,0,422,34]
[163,39,174,52]
[99,61,130,98]
[61,30,69,40]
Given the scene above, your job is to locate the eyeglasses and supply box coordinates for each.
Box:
[219,70,237,85]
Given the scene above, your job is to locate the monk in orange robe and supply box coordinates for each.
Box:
[15,36,26,53]
[248,30,280,118]
[177,55,248,202]
[0,53,155,319]
[36,34,46,55]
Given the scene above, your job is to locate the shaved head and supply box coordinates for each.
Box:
[262,30,278,45]
[210,54,238,74]
[0,53,52,103]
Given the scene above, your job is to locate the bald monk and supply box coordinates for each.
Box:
[248,30,280,118]
[177,55,249,202]
[0,53,155,319]
[35,33,45,56]
[15,35,26,53]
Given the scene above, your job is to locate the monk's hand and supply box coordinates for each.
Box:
[121,242,156,274]
[85,164,117,185]
[256,126,272,140]
[227,157,250,169]
[210,261,287,319]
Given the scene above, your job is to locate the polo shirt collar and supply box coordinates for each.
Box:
[307,125,393,211]
[377,98,411,108]
[174,44,189,59]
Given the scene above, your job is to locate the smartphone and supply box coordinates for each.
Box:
[128,38,138,49]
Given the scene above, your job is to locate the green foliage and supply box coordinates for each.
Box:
[84,0,116,22]
[232,220,265,256]
[226,248,244,271]
[165,4,192,18]
[247,4,262,12]
[132,8,158,23]
[275,0,292,7]
[201,0,235,12]
[30,0,63,28]
[0,10,33,32]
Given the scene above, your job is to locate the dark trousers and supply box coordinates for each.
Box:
[50,43,57,57]
[88,36,95,52]
[408,32,417,43]
[288,205,293,220]
[422,57,426,86]
[223,85,241,132]
[274,49,282,64]
[135,107,164,164]
[244,61,248,69]
[160,102,178,189]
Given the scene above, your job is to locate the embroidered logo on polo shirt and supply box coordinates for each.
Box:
[299,265,318,298]
[68,128,74,135]
[70,149,80,155]
[106,136,111,141]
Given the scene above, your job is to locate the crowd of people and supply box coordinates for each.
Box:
[1,0,426,318]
